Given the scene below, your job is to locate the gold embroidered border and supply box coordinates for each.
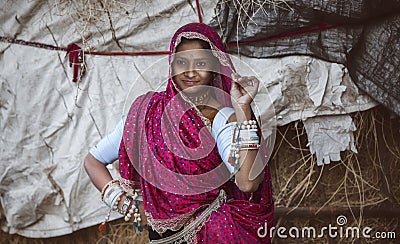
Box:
[145,206,203,234]
[149,189,227,244]
[120,178,141,197]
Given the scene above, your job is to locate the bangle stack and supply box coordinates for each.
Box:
[99,179,143,233]
[102,180,124,210]
[237,120,260,149]
[230,120,260,174]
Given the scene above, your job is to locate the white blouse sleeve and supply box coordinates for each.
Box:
[212,107,236,174]
[89,115,126,165]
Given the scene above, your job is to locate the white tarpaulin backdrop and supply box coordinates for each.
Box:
[0,0,376,238]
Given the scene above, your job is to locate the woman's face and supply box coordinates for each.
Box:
[171,40,218,95]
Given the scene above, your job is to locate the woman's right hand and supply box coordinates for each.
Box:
[230,73,260,109]
[118,194,148,227]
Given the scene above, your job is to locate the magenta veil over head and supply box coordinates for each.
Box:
[118,22,273,243]
[166,22,235,106]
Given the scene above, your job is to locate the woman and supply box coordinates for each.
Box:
[84,23,273,243]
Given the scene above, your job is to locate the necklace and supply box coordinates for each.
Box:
[186,89,213,132]
[188,90,210,106]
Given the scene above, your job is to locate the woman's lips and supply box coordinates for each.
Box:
[182,80,199,85]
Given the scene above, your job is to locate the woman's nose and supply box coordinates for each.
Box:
[184,64,198,78]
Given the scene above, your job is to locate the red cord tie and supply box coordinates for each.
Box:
[66,43,86,82]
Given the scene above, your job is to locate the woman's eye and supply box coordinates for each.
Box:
[176,60,185,65]
[197,61,206,66]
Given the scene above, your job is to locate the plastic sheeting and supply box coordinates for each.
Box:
[209,0,400,116]
[0,0,377,238]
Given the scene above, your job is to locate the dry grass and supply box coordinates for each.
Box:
[271,106,400,209]
[270,106,400,243]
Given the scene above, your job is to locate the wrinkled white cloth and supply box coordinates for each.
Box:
[303,115,358,166]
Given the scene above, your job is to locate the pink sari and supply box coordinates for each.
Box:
[118,23,273,243]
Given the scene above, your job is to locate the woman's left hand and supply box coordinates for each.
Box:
[230,73,260,108]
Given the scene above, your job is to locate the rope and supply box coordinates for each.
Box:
[0,36,169,56]
[195,0,203,24]
[86,51,169,56]
[0,36,64,51]
[228,23,341,46]
[0,22,340,82]
[1,22,341,55]
[0,36,169,82]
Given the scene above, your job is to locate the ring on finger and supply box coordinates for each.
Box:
[248,80,254,86]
